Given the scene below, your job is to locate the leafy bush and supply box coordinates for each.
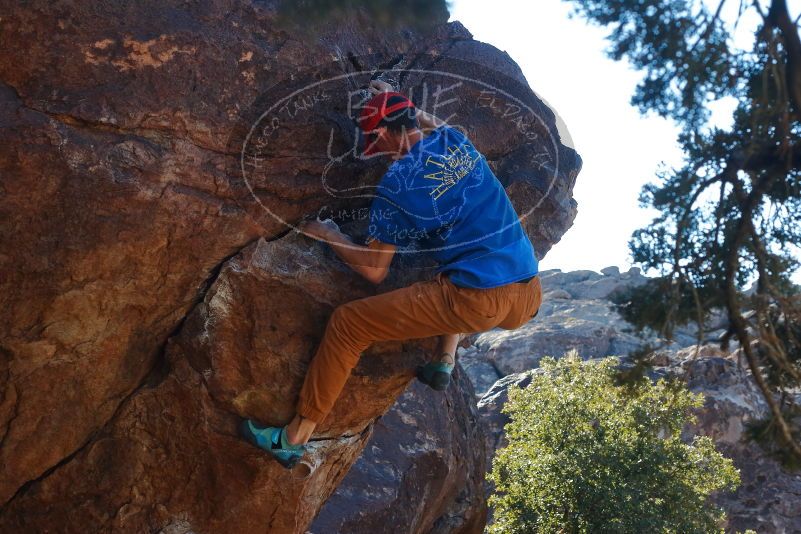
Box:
[488,355,740,534]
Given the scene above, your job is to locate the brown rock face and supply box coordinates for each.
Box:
[310,367,487,534]
[0,235,422,533]
[0,1,581,531]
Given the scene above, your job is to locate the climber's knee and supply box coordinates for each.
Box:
[328,303,355,336]
[325,302,367,356]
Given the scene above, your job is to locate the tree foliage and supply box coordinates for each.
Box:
[565,0,801,460]
[488,356,740,534]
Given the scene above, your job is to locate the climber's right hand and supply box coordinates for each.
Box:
[368,79,394,95]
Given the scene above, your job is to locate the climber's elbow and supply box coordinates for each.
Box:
[360,238,394,284]
[362,265,389,285]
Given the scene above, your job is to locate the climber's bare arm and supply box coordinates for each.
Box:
[368,80,447,133]
[298,220,395,284]
[328,234,396,285]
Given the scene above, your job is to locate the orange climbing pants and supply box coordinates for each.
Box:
[296,272,542,424]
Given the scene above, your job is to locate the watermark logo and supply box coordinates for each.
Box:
[233,54,566,264]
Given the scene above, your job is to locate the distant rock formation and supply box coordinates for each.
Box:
[459,266,738,397]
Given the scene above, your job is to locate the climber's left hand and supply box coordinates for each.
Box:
[298,220,337,241]
[368,79,393,95]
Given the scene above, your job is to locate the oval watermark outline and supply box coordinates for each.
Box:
[240,66,561,254]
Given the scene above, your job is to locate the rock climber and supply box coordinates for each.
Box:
[240,79,543,468]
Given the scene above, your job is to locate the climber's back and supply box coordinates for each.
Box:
[366,124,539,289]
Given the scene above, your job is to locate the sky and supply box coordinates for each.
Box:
[448,0,800,280]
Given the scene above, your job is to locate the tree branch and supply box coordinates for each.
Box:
[724,171,801,459]
[767,0,801,117]
[688,0,728,57]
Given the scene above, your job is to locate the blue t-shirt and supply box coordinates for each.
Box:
[366,125,538,289]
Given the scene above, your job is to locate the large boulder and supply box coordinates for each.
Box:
[538,267,647,300]
[0,0,581,531]
[0,235,482,533]
[0,236,403,532]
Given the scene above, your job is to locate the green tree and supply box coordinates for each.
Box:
[563,0,801,459]
[488,355,740,534]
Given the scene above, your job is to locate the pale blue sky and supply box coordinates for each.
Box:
[449,0,800,280]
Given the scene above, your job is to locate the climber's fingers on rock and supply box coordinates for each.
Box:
[298,220,334,240]
[368,79,393,95]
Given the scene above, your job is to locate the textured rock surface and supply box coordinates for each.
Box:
[0,235,483,533]
[476,371,534,469]
[0,236,396,533]
[459,267,733,397]
[676,347,801,534]
[0,1,581,531]
[458,268,647,394]
[310,367,487,534]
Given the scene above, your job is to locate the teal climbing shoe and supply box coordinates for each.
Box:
[416,360,455,391]
[239,420,306,469]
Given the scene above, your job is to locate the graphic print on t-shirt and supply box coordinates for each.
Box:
[372,127,485,244]
[424,144,482,199]
[367,125,539,288]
